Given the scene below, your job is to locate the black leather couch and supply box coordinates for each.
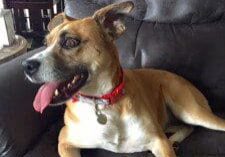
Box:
[0,0,225,156]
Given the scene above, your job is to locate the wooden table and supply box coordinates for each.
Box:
[0,35,28,64]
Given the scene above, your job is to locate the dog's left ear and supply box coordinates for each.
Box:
[47,13,75,31]
[93,1,134,40]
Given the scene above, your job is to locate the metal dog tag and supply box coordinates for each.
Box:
[95,103,107,125]
[97,113,107,125]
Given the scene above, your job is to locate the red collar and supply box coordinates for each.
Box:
[72,70,125,105]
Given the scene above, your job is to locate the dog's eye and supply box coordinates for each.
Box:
[61,37,80,49]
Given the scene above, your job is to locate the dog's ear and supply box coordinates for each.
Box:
[47,13,75,31]
[93,1,134,40]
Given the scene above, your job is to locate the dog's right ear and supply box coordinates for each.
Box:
[47,13,75,31]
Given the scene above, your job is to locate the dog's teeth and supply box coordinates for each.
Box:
[72,76,78,84]
[67,83,71,88]
[54,89,59,96]
[72,79,76,84]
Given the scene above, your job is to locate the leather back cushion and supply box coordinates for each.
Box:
[65,0,225,23]
[134,22,225,110]
[65,0,225,110]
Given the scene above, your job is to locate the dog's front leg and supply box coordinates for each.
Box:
[58,127,81,157]
[58,143,81,157]
[149,134,176,157]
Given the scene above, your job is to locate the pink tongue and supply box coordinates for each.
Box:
[33,82,59,113]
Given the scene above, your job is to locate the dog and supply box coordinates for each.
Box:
[22,1,225,157]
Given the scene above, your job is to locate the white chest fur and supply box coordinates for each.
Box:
[66,100,151,153]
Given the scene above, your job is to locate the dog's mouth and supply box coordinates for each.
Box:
[33,71,88,113]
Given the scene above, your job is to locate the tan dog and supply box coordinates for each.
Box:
[22,1,225,157]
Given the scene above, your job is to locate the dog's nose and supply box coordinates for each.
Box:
[22,59,40,75]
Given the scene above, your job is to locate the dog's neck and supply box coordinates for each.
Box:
[80,63,121,96]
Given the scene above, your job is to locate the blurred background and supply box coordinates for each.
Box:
[2,0,64,50]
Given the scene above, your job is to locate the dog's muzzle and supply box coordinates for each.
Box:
[22,57,89,113]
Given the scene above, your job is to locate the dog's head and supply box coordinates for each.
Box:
[22,1,134,113]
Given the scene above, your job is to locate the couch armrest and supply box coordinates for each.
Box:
[0,47,64,157]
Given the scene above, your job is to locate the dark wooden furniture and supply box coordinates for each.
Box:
[5,0,64,37]
[0,35,27,64]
